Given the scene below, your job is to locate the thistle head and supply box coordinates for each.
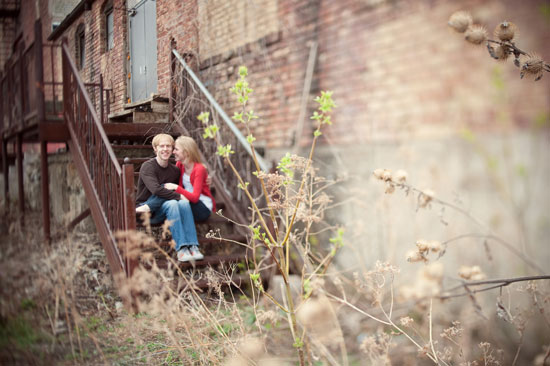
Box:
[464,25,488,45]
[493,44,510,61]
[494,21,517,42]
[448,11,473,33]
[520,53,544,80]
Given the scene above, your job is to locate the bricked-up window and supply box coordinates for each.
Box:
[75,24,86,70]
[105,3,114,51]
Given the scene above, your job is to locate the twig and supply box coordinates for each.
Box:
[428,299,439,365]
[543,345,550,366]
[440,275,550,299]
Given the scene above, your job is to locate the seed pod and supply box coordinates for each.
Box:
[493,44,509,61]
[520,53,544,80]
[465,25,488,45]
[393,169,408,183]
[494,21,517,42]
[448,11,473,33]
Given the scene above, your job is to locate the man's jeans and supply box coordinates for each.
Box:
[147,199,199,251]
[141,194,211,222]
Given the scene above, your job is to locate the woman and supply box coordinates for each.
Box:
[164,135,216,222]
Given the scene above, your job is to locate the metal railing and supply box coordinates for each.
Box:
[62,41,135,277]
[170,49,269,225]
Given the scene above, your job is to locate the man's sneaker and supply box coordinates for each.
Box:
[136,204,151,213]
[189,246,204,261]
[177,247,193,262]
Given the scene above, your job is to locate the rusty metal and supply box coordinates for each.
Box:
[1,138,7,204]
[67,208,91,232]
[170,50,261,231]
[102,122,171,139]
[99,74,104,124]
[40,141,50,243]
[169,38,176,125]
[38,122,68,141]
[16,132,23,213]
[61,39,128,278]
[123,163,137,276]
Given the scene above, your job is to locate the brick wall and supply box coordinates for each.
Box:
[42,0,129,114]
[197,0,278,59]
[161,0,549,150]
[15,0,547,150]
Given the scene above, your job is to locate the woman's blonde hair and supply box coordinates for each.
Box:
[175,135,202,163]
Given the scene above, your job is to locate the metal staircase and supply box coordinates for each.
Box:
[1,20,271,307]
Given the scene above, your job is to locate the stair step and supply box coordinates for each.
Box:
[152,252,248,270]
[188,273,250,290]
[103,123,172,140]
[112,144,152,150]
[198,233,245,245]
[119,157,174,165]
[108,109,133,122]
[124,94,168,110]
[133,111,168,124]
[179,252,248,268]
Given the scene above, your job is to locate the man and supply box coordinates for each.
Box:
[135,133,203,261]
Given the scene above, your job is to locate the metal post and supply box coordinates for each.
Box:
[16,133,23,213]
[169,39,176,125]
[122,161,137,276]
[1,138,8,206]
[40,141,50,243]
[18,43,24,124]
[99,74,104,124]
[35,20,45,122]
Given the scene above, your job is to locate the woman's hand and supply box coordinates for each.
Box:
[164,183,178,190]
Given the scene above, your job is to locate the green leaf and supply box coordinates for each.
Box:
[460,128,476,143]
[293,338,304,348]
[303,279,312,299]
[232,111,244,122]
[197,111,210,124]
[239,66,248,77]
[277,152,294,177]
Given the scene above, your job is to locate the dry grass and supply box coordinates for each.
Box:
[1,207,548,365]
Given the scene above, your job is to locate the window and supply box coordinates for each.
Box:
[105,5,114,51]
[75,24,85,70]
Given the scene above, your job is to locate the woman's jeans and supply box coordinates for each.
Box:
[141,195,212,222]
[138,197,199,251]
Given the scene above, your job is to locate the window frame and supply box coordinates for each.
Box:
[75,24,86,70]
[104,3,114,52]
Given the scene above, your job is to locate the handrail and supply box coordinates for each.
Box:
[61,41,135,277]
[172,49,269,172]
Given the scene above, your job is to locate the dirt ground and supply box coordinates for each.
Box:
[0,208,133,365]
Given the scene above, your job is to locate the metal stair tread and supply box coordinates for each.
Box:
[153,252,248,270]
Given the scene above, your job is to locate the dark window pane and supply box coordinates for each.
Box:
[106,10,114,51]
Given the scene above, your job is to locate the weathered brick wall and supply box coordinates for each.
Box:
[16,0,546,149]
[315,0,550,145]
[164,0,549,150]
[197,0,278,59]
[193,0,321,149]
[43,0,129,114]
[156,0,199,99]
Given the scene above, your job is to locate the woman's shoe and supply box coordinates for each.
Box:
[177,247,193,262]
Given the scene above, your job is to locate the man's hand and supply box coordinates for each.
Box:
[164,183,178,190]
[180,195,188,201]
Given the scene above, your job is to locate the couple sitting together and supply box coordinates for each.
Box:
[135,133,215,262]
